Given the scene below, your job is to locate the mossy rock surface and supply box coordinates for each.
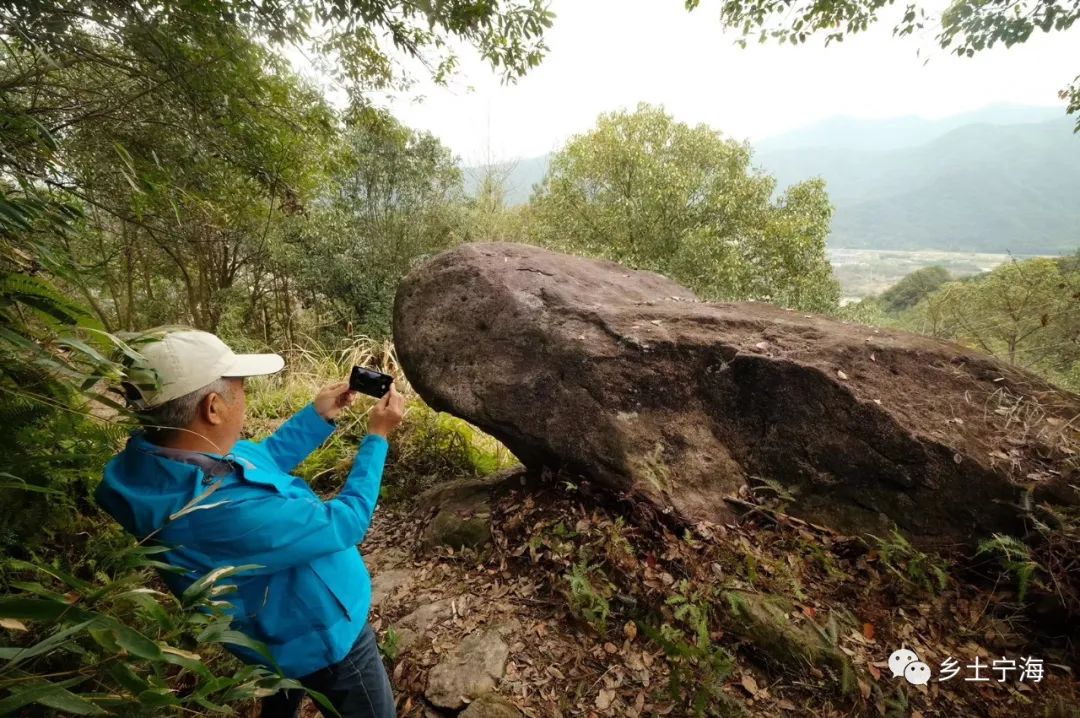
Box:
[721,590,854,692]
[424,509,491,550]
[418,469,523,550]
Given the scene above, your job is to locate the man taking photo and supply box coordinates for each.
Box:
[96,328,404,718]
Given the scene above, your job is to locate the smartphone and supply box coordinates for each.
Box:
[349,365,393,398]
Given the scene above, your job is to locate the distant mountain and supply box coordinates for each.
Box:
[754,103,1063,153]
[462,105,1080,254]
[757,114,1080,253]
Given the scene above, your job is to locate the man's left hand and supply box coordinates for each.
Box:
[314,382,357,422]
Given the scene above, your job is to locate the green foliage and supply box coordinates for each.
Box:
[899,256,1080,390]
[385,403,516,497]
[0,1,553,712]
[290,108,467,338]
[1,0,553,342]
[870,531,951,595]
[378,626,401,662]
[526,104,840,312]
[690,0,1080,131]
[877,266,951,314]
[977,534,1045,602]
[0,546,323,716]
[641,582,739,718]
[242,335,516,502]
[564,561,613,634]
[10,1,553,93]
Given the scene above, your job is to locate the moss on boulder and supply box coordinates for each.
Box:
[721,591,854,693]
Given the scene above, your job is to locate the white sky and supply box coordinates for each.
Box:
[309,0,1080,164]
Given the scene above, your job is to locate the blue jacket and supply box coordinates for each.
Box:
[96,404,387,678]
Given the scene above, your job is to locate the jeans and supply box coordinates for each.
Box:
[260,625,396,718]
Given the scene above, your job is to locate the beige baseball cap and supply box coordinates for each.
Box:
[130,329,284,407]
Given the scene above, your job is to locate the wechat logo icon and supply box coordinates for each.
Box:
[889,648,932,685]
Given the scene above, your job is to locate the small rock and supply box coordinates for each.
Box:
[400,597,457,635]
[460,693,523,718]
[367,547,409,571]
[369,568,413,607]
[418,472,520,550]
[424,508,491,551]
[388,626,418,655]
[426,629,510,710]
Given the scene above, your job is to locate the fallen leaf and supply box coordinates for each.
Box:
[595,688,616,710]
[863,622,875,640]
[603,642,619,654]
[837,369,849,380]
[740,674,759,696]
[624,621,638,641]
[0,619,27,631]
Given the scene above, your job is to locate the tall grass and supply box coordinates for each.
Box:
[245,336,517,501]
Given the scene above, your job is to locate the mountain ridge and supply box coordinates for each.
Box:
[462,105,1080,254]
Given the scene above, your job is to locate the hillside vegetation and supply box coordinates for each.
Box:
[468,107,1080,255]
[2,2,1080,716]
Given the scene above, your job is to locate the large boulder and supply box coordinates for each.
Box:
[393,242,1080,544]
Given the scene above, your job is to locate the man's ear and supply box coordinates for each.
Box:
[202,390,228,426]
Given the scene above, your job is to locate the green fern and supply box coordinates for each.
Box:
[977,534,1045,602]
[565,561,612,634]
[871,530,952,595]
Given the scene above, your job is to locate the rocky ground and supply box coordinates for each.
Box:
[290,471,1077,718]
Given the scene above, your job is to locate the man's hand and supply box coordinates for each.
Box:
[368,383,405,438]
[314,381,358,422]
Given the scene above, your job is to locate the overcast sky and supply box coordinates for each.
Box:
[347,0,1080,163]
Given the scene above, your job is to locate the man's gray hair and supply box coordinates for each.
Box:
[140,378,234,438]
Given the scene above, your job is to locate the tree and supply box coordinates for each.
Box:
[691,0,1080,130]
[0,0,558,341]
[290,108,466,338]
[526,104,840,312]
[45,28,336,334]
[462,162,522,243]
[878,265,951,314]
[905,258,1080,386]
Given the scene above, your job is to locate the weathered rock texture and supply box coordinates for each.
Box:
[393,242,1080,544]
[425,628,510,709]
[459,693,523,718]
[416,470,522,550]
[722,591,852,690]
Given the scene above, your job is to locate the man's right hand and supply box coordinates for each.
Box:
[368,383,405,438]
